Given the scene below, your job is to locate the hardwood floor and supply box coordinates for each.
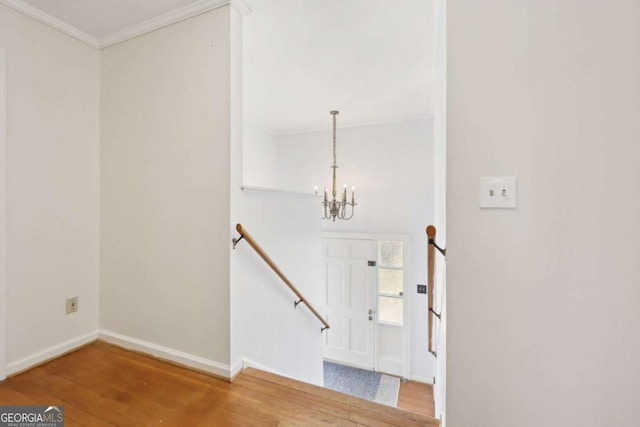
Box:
[0,342,438,426]
[397,380,435,418]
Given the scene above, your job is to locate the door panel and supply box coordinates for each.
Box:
[349,319,369,354]
[326,263,344,306]
[326,314,344,348]
[349,265,367,310]
[323,238,376,369]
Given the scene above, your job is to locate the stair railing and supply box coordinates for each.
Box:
[232,223,330,333]
[427,225,445,358]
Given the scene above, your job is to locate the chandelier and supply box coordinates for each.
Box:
[321,110,356,221]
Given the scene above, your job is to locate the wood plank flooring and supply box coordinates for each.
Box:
[397,381,435,418]
[0,342,439,426]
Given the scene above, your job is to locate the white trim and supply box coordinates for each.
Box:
[230,359,244,379]
[0,0,99,48]
[240,184,319,198]
[6,331,98,376]
[0,48,6,381]
[0,0,253,50]
[242,120,278,137]
[230,0,252,17]
[273,114,433,137]
[97,0,243,49]
[410,375,435,385]
[98,329,232,379]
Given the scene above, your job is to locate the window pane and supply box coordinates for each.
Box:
[378,296,403,324]
[378,268,403,295]
[379,241,403,267]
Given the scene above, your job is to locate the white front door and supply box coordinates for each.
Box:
[322,238,376,370]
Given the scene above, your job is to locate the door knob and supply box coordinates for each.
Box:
[368,309,375,315]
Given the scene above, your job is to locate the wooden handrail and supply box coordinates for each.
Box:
[426,225,436,356]
[234,223,330,331]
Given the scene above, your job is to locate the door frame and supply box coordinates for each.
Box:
[323,232,412,380]
[0,47,7,381]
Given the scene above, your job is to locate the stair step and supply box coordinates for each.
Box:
[240,368,440,427]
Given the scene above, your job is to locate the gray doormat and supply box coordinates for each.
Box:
[323,361,400,407]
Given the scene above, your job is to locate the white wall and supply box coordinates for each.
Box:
[0,5,100,369]
[230,8,324,385]
[0,48,7,380]
[432,0,447,420]
[276,119,434,381]
[100,8,231,366]
[229,190,324,385]
[242,122,278,188]
[448,2,640,426]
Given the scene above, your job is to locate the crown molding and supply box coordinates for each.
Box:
[0,0,252,50]
[273,114,433,137]
[0,0,99,48]
[231,0,252,17]
[243,119,278,137]
[98,0,251,49]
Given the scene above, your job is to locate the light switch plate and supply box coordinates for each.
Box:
[479,176,517,208]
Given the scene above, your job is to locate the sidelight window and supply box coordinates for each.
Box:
[377,240,404,325]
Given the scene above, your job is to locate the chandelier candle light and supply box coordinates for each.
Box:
[320,110,356,221]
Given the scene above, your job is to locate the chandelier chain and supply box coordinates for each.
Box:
[332,112,337,166]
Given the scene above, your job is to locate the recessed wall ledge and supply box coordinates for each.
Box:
[240,185,321,198]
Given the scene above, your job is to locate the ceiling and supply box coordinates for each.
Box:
[243,0,435,134]
[18,0,201,39]
[6,0,436,134]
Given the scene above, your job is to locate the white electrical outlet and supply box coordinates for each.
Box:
[66,297,78,314]
[479,176,517,208]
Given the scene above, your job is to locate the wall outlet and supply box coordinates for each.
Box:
[417,284,427,294]
[66,297,78,314]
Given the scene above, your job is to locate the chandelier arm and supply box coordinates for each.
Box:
[346,203,356,220]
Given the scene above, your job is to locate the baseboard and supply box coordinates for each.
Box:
[6,330,98,376]
[410,375,434,385]
[229,359,244,381]
[98,329,232,379]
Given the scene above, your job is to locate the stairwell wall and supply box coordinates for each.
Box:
[230,7,324,385]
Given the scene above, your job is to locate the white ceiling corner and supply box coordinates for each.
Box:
[0,0,98,47]
[96,0,231,49]
[1,0,250,49]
